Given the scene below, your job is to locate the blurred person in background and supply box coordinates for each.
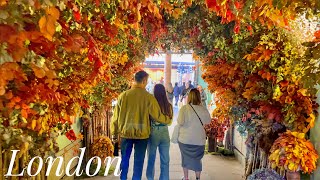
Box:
[166,82,174,104]
[173,82,180,106]
[188,80,194,89]
[197,85,207,108]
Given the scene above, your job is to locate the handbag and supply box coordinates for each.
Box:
[171,124,180,144]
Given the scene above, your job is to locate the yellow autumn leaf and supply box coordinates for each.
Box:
[291,131,305,139]
[297,88,308,96]
[31,120,37,130]
[288,163,296,171]
[39,7,60,41]
[172,8,183,19]
[220,0,227,5]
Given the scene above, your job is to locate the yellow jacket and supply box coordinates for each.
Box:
[111,85,172,139]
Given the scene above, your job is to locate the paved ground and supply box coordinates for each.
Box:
[83,107,244,180]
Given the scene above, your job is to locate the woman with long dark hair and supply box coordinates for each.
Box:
[146,84,173,180]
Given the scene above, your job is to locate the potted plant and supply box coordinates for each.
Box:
[269,131,318,180]
[205,117,229,152]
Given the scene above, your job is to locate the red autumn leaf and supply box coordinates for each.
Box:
[95,0,100,6]
[315,30,320,39]
[128,13,136,24]
[73,11,81,22]
[247,25,253,35]
[280,80,289,87]
[27,31,56,57]
[0,25,17,42]
[267,113,275,120]
[234,1,243,10]
[95,59,103,69]
[206,0,217,9]
[234,23,240,34]
[63,33,85,53]
[66,129,77,141]
[101,17,118,39]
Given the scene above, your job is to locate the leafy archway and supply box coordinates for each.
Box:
[0,0,320,178]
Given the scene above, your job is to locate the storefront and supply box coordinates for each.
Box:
[143,53,195,86]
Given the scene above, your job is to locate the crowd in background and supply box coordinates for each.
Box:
[146,79,207,108]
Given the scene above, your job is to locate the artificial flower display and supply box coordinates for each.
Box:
[269,131,318,174]
[205,117,229,142]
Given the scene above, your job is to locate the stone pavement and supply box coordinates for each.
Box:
[83,107,244,180]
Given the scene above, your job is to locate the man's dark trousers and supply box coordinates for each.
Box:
[120,138,149,180]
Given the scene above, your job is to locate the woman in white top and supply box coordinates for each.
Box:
[177,88,211,180]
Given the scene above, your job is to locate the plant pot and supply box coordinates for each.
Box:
[286,171,300,180]
[207,137,217,152]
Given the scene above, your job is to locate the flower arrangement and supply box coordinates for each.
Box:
[269,131,318,173]
[205,117,229,141]
[90,136,114,159]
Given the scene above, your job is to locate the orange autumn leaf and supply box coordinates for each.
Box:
[21,109,28,119]
[21,103,29,109]
[185,0,192,7]
[39,7,60,41]
[31,65,46,78]
[12,97,21,103]
[77,133,84,140]
[0,86,5,96]
[4,91,13,99]
[0,0,7,6]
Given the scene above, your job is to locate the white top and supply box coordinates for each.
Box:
[177,104,211,146]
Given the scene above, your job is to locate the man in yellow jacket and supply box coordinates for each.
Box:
[111,70,172,180]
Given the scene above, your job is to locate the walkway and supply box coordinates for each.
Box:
[83,107,243,180]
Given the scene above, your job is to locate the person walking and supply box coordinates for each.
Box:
[111,70,172,180]
[181,82,192,105]
[188,80,194,89]
[166,82,174,104]
[197,85,207,108]
[177,89,211,180]
[179,82,186,102]
[146,84,173,180]
[173,82,180,106]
